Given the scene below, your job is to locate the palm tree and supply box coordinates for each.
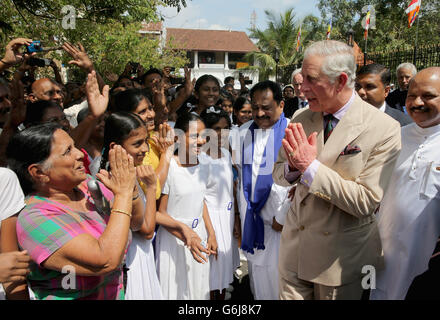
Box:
[242,8,321,83]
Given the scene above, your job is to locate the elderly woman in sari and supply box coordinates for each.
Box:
[6,73,145,300]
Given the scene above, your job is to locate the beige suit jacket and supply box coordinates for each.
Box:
[273,95,401,286]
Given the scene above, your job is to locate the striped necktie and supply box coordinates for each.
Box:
[301,101,307,108]
[324,114,336,143]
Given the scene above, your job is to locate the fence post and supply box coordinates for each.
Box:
[413,46,417,66]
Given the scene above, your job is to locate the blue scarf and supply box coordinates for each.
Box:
[241,113,287,254]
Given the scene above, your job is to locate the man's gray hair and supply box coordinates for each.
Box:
[291,68,302,83]
[396,62,417,76]
[304,40,356,89]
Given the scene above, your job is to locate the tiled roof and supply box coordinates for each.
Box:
[140,21,163,33]
[165,28,259,52]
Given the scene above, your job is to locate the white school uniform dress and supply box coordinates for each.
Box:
[155,157,210,300]
[370,123,440,300]
[0,168,26,300]
[125,180,163,300]
[200,149,240,292]
[236,120,291,300]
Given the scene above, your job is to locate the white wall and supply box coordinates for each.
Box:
[184,51,259,87]
[189,68,258,88]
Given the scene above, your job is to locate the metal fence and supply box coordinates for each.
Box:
[277,63,301,86]
[277,44,440,87]
[366,44,440,85]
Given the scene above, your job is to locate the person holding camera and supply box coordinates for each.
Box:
[0,38,34,73]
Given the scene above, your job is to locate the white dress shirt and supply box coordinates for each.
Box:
[371,122,440,300]
[237,120,291,265]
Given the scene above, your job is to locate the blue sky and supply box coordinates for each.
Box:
[159,0,321,34]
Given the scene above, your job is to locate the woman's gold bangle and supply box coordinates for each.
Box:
[111,209,132,218]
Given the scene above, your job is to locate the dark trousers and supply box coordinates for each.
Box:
[406,239,440,300]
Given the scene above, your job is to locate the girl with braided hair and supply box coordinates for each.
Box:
[101,112,161,299]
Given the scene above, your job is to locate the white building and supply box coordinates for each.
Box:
[139,22,260,87]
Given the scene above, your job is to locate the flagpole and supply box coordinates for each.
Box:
[413,3,421,65]
[364,33,368,65]
[363,7,371,66]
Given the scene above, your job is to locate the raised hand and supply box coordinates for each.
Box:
[152,77,167,107]
[1,38,33,67]
[0,251,30,283]
[86,70,109,118]
[282,123,318,173]
[183,66,194,96]
[136,164,157,188]
[150,123,175,155]
[62,42,94,72]
[239,72,245,86]
[96,145,136,196]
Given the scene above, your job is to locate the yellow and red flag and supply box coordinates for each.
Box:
[364,7,371,40]
[405,0,421,28]
[326,16,332,40]
[296,25,302,52]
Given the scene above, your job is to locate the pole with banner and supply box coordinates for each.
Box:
[405,0,422,64]
[326,16,332,40]
[363,6,371,66]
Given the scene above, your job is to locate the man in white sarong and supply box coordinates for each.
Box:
[235,80,290,300]
[370,67,440,300]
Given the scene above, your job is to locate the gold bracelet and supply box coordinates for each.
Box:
[111,209,132,218]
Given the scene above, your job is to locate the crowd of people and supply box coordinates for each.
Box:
[0,36,439,300]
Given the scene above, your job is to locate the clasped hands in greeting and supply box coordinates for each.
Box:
[282,123,318,173]
[181,225,217,263]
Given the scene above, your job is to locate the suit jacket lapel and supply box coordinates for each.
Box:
[317,95,366,168]
[295,111,324,203]
[302,110,325,154]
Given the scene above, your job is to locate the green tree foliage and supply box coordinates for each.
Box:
[244,8,321,83]
[0,0,189,81]
[318,0,440,52]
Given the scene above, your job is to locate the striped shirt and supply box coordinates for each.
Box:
[16,176,125,300]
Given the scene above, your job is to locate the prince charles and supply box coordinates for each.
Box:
[272,40,401,300]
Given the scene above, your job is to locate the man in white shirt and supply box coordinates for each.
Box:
[355,63,412,127]
[370,67,440,300]
[236,80,290,299]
